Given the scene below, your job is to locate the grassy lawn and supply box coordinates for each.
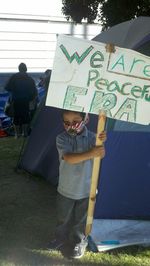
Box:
[0,136,150,266]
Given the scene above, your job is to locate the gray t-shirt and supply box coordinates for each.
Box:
[56,127,96,200]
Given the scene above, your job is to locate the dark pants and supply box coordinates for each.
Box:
[13,99,30,125]
[55,193,89,246]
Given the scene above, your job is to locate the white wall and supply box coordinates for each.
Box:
[0,17,101,73]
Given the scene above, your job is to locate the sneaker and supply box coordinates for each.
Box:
[70,243,86,259]
[47,239,64,251]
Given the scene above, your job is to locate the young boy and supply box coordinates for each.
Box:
[51,110,106,259]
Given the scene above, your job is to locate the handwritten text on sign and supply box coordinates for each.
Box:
[46,35,150,125]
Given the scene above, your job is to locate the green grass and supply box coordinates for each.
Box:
[0,136,150,266]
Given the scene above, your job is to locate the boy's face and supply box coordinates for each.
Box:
[63,111,83,126]
[63,111,84,136]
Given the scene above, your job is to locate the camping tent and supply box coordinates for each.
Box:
[91,16,150,219]
[92,16,150,250]
[21,16,150,249]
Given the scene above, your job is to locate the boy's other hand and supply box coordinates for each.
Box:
[90,146,105,159]
[98,131,107,142]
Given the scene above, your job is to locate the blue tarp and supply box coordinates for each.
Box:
[0,86,45,129]
[0,91,11,128]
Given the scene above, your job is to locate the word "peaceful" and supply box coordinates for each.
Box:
[87,70,150,102]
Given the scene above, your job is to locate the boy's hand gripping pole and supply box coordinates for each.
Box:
[85,111,106,236]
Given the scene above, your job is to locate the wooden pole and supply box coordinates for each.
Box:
[85,43,115,236]
[85,112,106,236]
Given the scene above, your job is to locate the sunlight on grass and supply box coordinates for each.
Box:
[28,247,150,266]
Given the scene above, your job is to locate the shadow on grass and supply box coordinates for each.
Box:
[0,248,105,266]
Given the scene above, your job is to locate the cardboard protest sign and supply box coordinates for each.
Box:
[46,35,150,125]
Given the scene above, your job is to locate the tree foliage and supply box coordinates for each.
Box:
[62,0,100,23]
[62,0,150,29]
